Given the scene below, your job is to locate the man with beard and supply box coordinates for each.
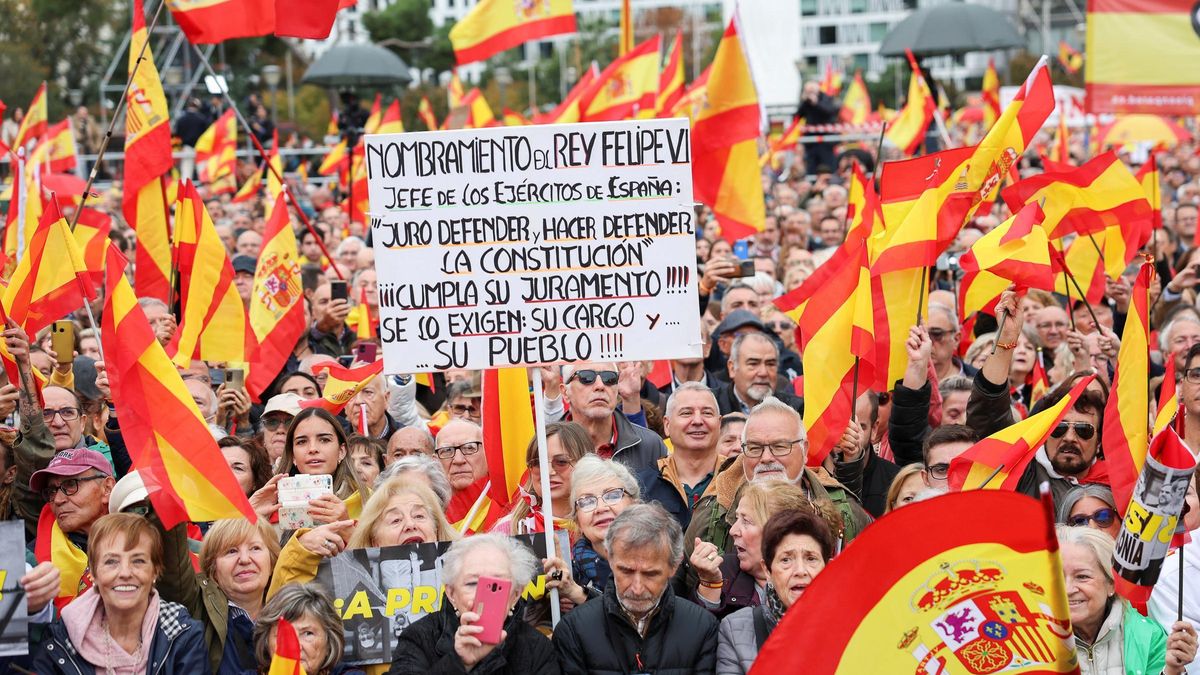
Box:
[554,503,719,674]
[715,333,803,416]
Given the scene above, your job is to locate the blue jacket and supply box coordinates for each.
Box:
[31,600,212,675]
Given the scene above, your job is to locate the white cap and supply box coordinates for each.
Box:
[109,470,149,514]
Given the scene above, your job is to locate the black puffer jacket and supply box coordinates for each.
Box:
[388,600,559,675]
[553,583,718,675]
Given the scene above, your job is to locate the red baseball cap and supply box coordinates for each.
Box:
[29,448,113,493]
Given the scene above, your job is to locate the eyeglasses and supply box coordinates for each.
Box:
[1067,508,1118,529]
[925,463,950,480]
[42,475,107,502]
[926,328,954,343]
[574,487,629,513]
[42,407,81,423]
[261,416,292,431]
[741,439,805,458]
[568,369,618,387]
[434,441,483,460]
[530,457,574,471]
[1050,421,1096,441]
[766,321,794,333]
[878,391,892,406]
[1184,367,1200,385]
[449,403,480,417]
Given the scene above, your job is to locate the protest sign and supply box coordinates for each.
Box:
[0,521,28,657]
[312,533,562,666]
[363,119,701,372]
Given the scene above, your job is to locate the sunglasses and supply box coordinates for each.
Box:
[1068,508,1118,529]
[569,369,618,387]
[1050,421,1096,441]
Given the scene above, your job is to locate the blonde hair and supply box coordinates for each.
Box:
[199,518,281,582]
[347,476,458,548]
[736,480,841,538]
[885,463,925,513]
[1056,524,1116,588]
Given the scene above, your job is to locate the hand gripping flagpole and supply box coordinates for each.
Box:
[531,367,562,628]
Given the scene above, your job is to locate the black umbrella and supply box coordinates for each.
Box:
[301,43,413,88]
[879,3,1024,57]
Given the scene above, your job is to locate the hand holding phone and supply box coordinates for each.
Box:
[51,321,75,365]
[330,280,348,301]
[471,576,512,645]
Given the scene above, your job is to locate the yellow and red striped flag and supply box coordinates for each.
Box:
[317,139,348,176]
[948,375,1096,491]
[666,65,709,123]
[619,0,633,56]
[232,163,264,203]
[692,17,763,243]
[345,140,369,225]
[345,285,376,340]
[73,208,113,279]
[195,108,237,188]
[982,58,1001,129]
[535,64,599,124]
[418,96,438,130]
[1,199,96,338]
[1104,262,1153,517]
[267,617,306,675]
[459,89,496,129]
[122,0,174,303]
[103,244,257,527]
[1058,41,1083,74]
[448,71,465,109]
[247,193,307,401]
[657,31,685,115]
[840,70,870,125]
[449,0,576,65]
[502,108,530,126]
[364,93,383,134]
[170,180,253,368]
[842,161,878,240]
[26,120,77,174]
[1154,354,1178,436]
[1029,351,1052,406]
[818,60,843,96]
[1050,112,1070,165]
[264,132,284,207]
[303,360,385,415]
[482,367,536,506]
[1051,236,1108,304]
[447,475,506,535]
[579,35,661,121]
[377,99,404,134]
[1135,151,1162,231]
[35,504,90,610]
[2,151,25,263]
[884,53,935,156]
[759,117,803,167]
[957,202,1056,318]
[326,110,339,138]
[13,82,47,151]
[1087,0,1200,115]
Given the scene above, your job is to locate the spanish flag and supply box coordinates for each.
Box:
[418,96,438,130]
[842,161,877,240]
[840,70,870,125]
[317,139,348,176]
[819,60,843,97]
[103,244,257,527]
[247,193,307,401]
[13,82,47,151]
[447,475,507,535]
[122,0,174,303]
[232,163,263,203]
[948,375,1096,491]
[449,0,576,65]
[345,141,369,225]
[1058,41,1083,74]
[303,360,385,415]
[657,31,685,115]
[170,180,254,368]
[1104,262,1153,518]
[618,0,633,56]
[364,93,383,134]
[535,64,598,124]
[884,52,935,157]
[195,109,237,187]
[957,202,1055,318]
[1086,0,1200,114]
[448,71,466,109]
[35,504,91,610]
[502,108,531,126]
[345,285,376,340]
[483,367,536,506]
[26,120,76,174]
[981,58,1001,129]
[666,65,710,123]
[459,89,496,129]
[1051,235,1107,304]
[751,490,1076,674]
[267,616,306,675]
[760,117,803,167]
[73,207,113,280]
[1135,151,1162,231]
[1030,351,1052,406]
[692,18,763,243]
[1050,112,1070,166]
[1154,354,1179,436]
[2,199,96,338]
[579,35,661,122]
[377,99,404,134]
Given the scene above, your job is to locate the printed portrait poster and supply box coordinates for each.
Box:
[0,521,28,657]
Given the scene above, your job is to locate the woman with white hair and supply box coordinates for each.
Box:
[375,453,453,509]
[554,456,642,600]
[389,534,559,674]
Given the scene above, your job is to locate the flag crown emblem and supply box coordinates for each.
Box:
[256,252,302,313]
[514,0,550,20]
[607,73,631,98]
[913,560,1005,612]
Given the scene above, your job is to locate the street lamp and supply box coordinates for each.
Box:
[262,64,282,120]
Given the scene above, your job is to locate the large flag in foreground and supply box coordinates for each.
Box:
[449,0,575,65]
[1086,0,1200,114]
[169,0,342,43]
[483,368,535,507]
[103,245,257,528]
[1103,262,1153,518]
[691,17,764,243]
[750,490,1076,674]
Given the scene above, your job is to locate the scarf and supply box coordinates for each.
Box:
[761,583,787,630]
[63,587,160,675]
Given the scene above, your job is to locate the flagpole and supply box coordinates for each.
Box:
[1060,264,1102,331]
[531,367,562,628]
[1178,538,1185,623]
[849,356,860,423]
[916,265,928,325]
[1064,267,1076,331]
[189,47,346,281]
[872,123,887,191]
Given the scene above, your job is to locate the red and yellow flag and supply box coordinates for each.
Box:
[884,53,935,156]
[170,180,253,368]
[579,35,661,121]
[377,99,404,134]
[1050,112,1070,166]
[1104,262,1153,517]
[1087,0,1200,114]
[948,375,1097,491]
[26,120,77,174]
[346,285,376,340]
[1051,236,1108,304]
[103,244,257,527]
[448,72,466,109]
[13,82,47,151]
[750,490,1076,675]
[74,208,113,278]
[447,475,507,535]
[1135,151,1162,231]
[418,96,438,130]
[842,162,879,240]
[957,202,1055,317]
[657,31,685,115]
[267,616,307,675]
[840,71,870,125]
[1057,41,1084,74]
[317,139,348,176]
[364,93,383,134]
[981,58,1001,129]
[195,109,237,187]
[459,89,496,129]
[1154,354,1178,436]
[303,360,384,415]
[535,64,599,125]
[122,0,174,303]
[1,199,96,338]
[819,60,843,96]
[692,18,763,243]
[482,367,535,506]
[1030,351,1051,406]
[169,0,340,43]
[345,140,369,225]
[35,504,91,610]
[247,193,307,400]
[449,0,576,65]
[666,65,710,123]
[502,108,530,126]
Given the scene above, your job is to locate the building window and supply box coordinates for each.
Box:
[801,0,818,16]
[819,25,837,44]
[849,0,867,12]
[869,22,888,42]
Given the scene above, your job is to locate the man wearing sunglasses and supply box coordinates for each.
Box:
[557,362,667,472]
[26,447,115,554]
[927,304,978,382]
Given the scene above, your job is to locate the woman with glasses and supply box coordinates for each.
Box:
[492,422,591,537]
[1057,484,1121,538]
[556,456,641,599]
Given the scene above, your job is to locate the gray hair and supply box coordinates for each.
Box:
[441,533,538,591]
[376,453,452,508]
[927,303,958,328]
[1055,484,1117,524]
[253,584,344,674]
[1056,524,1116,587]
[742,396,805,444]
[336,236,364,255]
[664,381,718,418]
[938,375,973,397]
[569,455,641,517]
[1161,314,1200,354]
[560,362,616,384]
[730,331,777,365]
[137,297,169,314]
[604,502,684,568]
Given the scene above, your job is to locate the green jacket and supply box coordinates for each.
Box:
[1121,603,1167,675]
[154,518,234,675]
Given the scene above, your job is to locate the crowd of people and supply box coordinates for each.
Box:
[1,86,1200,675]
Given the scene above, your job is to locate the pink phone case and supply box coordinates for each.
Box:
[472,576,512,645]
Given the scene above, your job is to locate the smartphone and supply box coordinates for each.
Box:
[330,280,348,301]
[732,240,750,260]
[337,354,354,368]
[225,368,245,390]
[354,342,377,363]
[736,260,756,278]
[472,576,513,645]
[51,321,75,365]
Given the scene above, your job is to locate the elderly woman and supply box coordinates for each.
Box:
[1057,484,1121,538]
[156,515,281,674]
[690,480,832,618]
[390,534,558,674]
[1058,525,1198,674]
[553,456,641,598]
[251,583,363,675]
[375,453,453,508]
[493,422,592,536]
[716,508,835,673]
[33,513,210,674]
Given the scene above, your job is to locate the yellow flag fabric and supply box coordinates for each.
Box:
[483,367,535,505]
[449,0,575,65]
[579,36,662,122]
